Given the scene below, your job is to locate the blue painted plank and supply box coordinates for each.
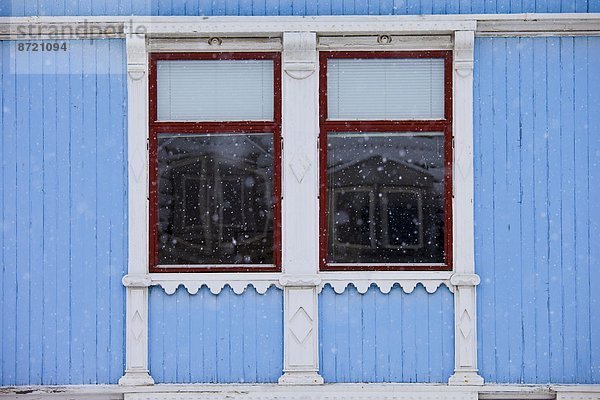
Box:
[0,39,4,384]
[41,48,59,386]
[587,37,600,384]
[362,288,376,382]
[171,0,187,15]
[509,0,522,12]
[546,37,564,383]
[216,288,231,381]
[459,0,471,13]
[82,41,99,384]
[573,37,592,384]
[319,286,336,381]
[291,0,305,15]
[414,287,429,382]
[427,289,443,382]
[532,37,551,383]
[547,0,563,12]
[441,287,454,379]
[176,288,191,381]
[229,288,244,382]
[278,0,292,14]
[28,44,45,387]
[54,40,73,385]
[420,0,434,14]
[394,0,406,15]
[406,0,420,14]
[148,288,162,381]
[559,37,578,383]
[67,41,86,384]
[368,0,381,14]
[378,0,393,14]
[491,37,510,383]
[94,39,112,385]
[334,286,350,381]
[518,37,538,383]
[388,287,403,381]
[202,288,218,382]
[374,289,390,381]
[432,0,447,14]
[401,287,417,382]
[474,37,497,381]
[264,0,279,15]
[14,45,32,386]
[160,287,177,382]
[1,42,18,387]
[108,39,126,384]
[505,37,524,382]
[445,0,459,14]
[242,289,257,382]
[355,0,369,15]
[348,287,363,381]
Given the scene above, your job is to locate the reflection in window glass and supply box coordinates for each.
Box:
[157,133,274,265]
[327,132,445,264]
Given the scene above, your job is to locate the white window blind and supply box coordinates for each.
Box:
[327,58,445,120]
[157,60,274,121]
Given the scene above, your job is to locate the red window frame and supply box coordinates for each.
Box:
[148,52,282,273]
[319,50,453,271]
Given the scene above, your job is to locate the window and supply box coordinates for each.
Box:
[319,51,453,271]
[149,52,281,272]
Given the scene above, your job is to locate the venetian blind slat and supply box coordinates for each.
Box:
[327,58,445,120]
[157,60,274,121]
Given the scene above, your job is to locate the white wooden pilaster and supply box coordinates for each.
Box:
[448,30,484,386]
[119,29,154,386]
[278,31,323,385]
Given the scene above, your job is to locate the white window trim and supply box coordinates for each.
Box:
[117,22,483,386]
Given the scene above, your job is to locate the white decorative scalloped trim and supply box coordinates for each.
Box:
[154,281,282,295]
[319,280,453,294]
[149,272,456,295]
[150,273,283,295]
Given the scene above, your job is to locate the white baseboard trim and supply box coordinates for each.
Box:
[1,384,599,400]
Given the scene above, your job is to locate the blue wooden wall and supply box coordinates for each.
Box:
[1,0,599,16]
[0,39,127,385]
[474,36,600,384]
[149,286,283,383]
[319,285,454,383]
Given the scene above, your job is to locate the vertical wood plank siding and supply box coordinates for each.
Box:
[318,285,455,383]
[0,0,598,16]
[0,39,127,385]
[148,286,283,383]
[474,36,600,384]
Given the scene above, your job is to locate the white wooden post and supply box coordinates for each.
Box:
[278,31,323,385]
[119,29,154,386]
[448,30,484,386]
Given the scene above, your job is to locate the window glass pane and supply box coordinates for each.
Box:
[157,133,274,265]
[327,58,445,120]
[327,132,445,264]
[157,60,274,121]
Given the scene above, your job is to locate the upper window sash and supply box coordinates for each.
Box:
[321,51,453,123]
[150,52,279,124]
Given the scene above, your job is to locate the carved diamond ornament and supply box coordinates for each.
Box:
[289,307,312,343]
[132,310,144,341]
[289,154,312,183]
[455,146,472,181]
[459,309,472,339]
